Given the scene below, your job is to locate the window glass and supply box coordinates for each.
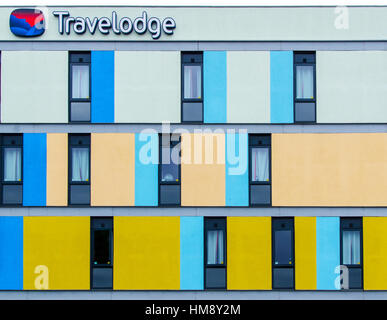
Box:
[251,147,269,182]
[93,230,110,265]
[72,65,90,99]
[71,147,89,182]
[296,65,314,99]
[207,230,224,265]
[184,65,201,99]
[343,230,361,265]
[3,147,21,182]
[274,230,292,265]
[161,146,179,182]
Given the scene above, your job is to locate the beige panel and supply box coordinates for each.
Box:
[115,51,180,123]
[227,51,270,123]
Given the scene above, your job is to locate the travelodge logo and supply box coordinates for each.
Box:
[10,8,45,37]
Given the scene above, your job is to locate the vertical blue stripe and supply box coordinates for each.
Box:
[135,133,158,206]
[270,51,294,123]
[180,217,204,290]
[0,216,23,290]
[91,51,114,123]
[204,51,227,123]
[316,217,340,290]
[23,133,46,206]
[226,133,248,206]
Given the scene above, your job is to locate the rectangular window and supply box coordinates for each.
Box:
[294,52,316,123]
[69,134,90,205]
[69,52,91,122]
[91,217,113,290]
[1,135,23,205]
[272,218,294,290]
[159,134,180,206]
[204,218,226,289]
[249,135,271,206]
[181,52,203,123]
[340,218,363,290]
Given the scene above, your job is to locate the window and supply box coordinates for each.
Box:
[159,134,180,206]
[272,218,294,289]
[1,135,22,205]
[69,52,91,122]
[91,218,113,289]
[181,52,203,123]
[204,218,226,289]
[294,52,316,123]
[249,135,271,206]
[69,134,90,205]
[340,218,363,290]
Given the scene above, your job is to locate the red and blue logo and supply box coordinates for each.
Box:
[10,8,45,37]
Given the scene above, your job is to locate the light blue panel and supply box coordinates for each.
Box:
[316,217,340,290]
[0,216,23,290]
[91,51,114,123]
[180,217,204,290]
[23,133,46,206]
[270,51,294,123]
[204,51,227,123]
[135,133,158,206]
[226,133,248,206]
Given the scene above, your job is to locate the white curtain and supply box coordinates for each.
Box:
[207,230,224,265]
[252,148,269,182]
[184,65,201,99]
[72,65,89,99]
[296,66,314,99]
[4,148,21,181]
[72,148,89,182]
[343,231,361,265]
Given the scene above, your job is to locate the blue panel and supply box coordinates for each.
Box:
[23,133,46,206]
[226,133,248,206]
[204,51,227,123]
[91,51,114,123]
[180,217,204,290]
[316,217,340,290]
[270,51,294,123]
[0,216,23,290]
[135,133,158,206]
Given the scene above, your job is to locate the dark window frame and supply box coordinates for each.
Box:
[69,51,91,123]
[181,52,204,124]
[293,51,316,123]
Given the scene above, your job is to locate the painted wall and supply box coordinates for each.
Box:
[114,216,180,290]
[46,134,68,206]
[181,133,225,206]
[23,217,90,290]
[364,217,387,290]
[115,51,180,123]
[272,133,387,206]
[317,51,387,123]
[180,217,203,290]
[227,51,270,123]
[1,51,68,123]
[0,217,23,290]
[295,217,316,290]
[227,217,271,290]
[91,133,135,206]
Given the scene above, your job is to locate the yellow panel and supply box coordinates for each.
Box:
[113,217,180,290]
[295,217,316,290]
[23,217,90,290]
[272,133,387,206]
[46,133,68,206]
[91,133,135,206]
[181,133,225,206]
[227,217,271,290]
[364,217,387,290]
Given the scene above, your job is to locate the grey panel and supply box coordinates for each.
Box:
[159,185,180,205]
[2,185,22,205]
[182,102,203,122]
[295,102,316,122]
[70,102,91,122]
[250,185,271,205]
[205,268,226,289]
[348,268,362,289]
[70,185,90,205]
[273,268,294,289]
[92,268,113,289]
